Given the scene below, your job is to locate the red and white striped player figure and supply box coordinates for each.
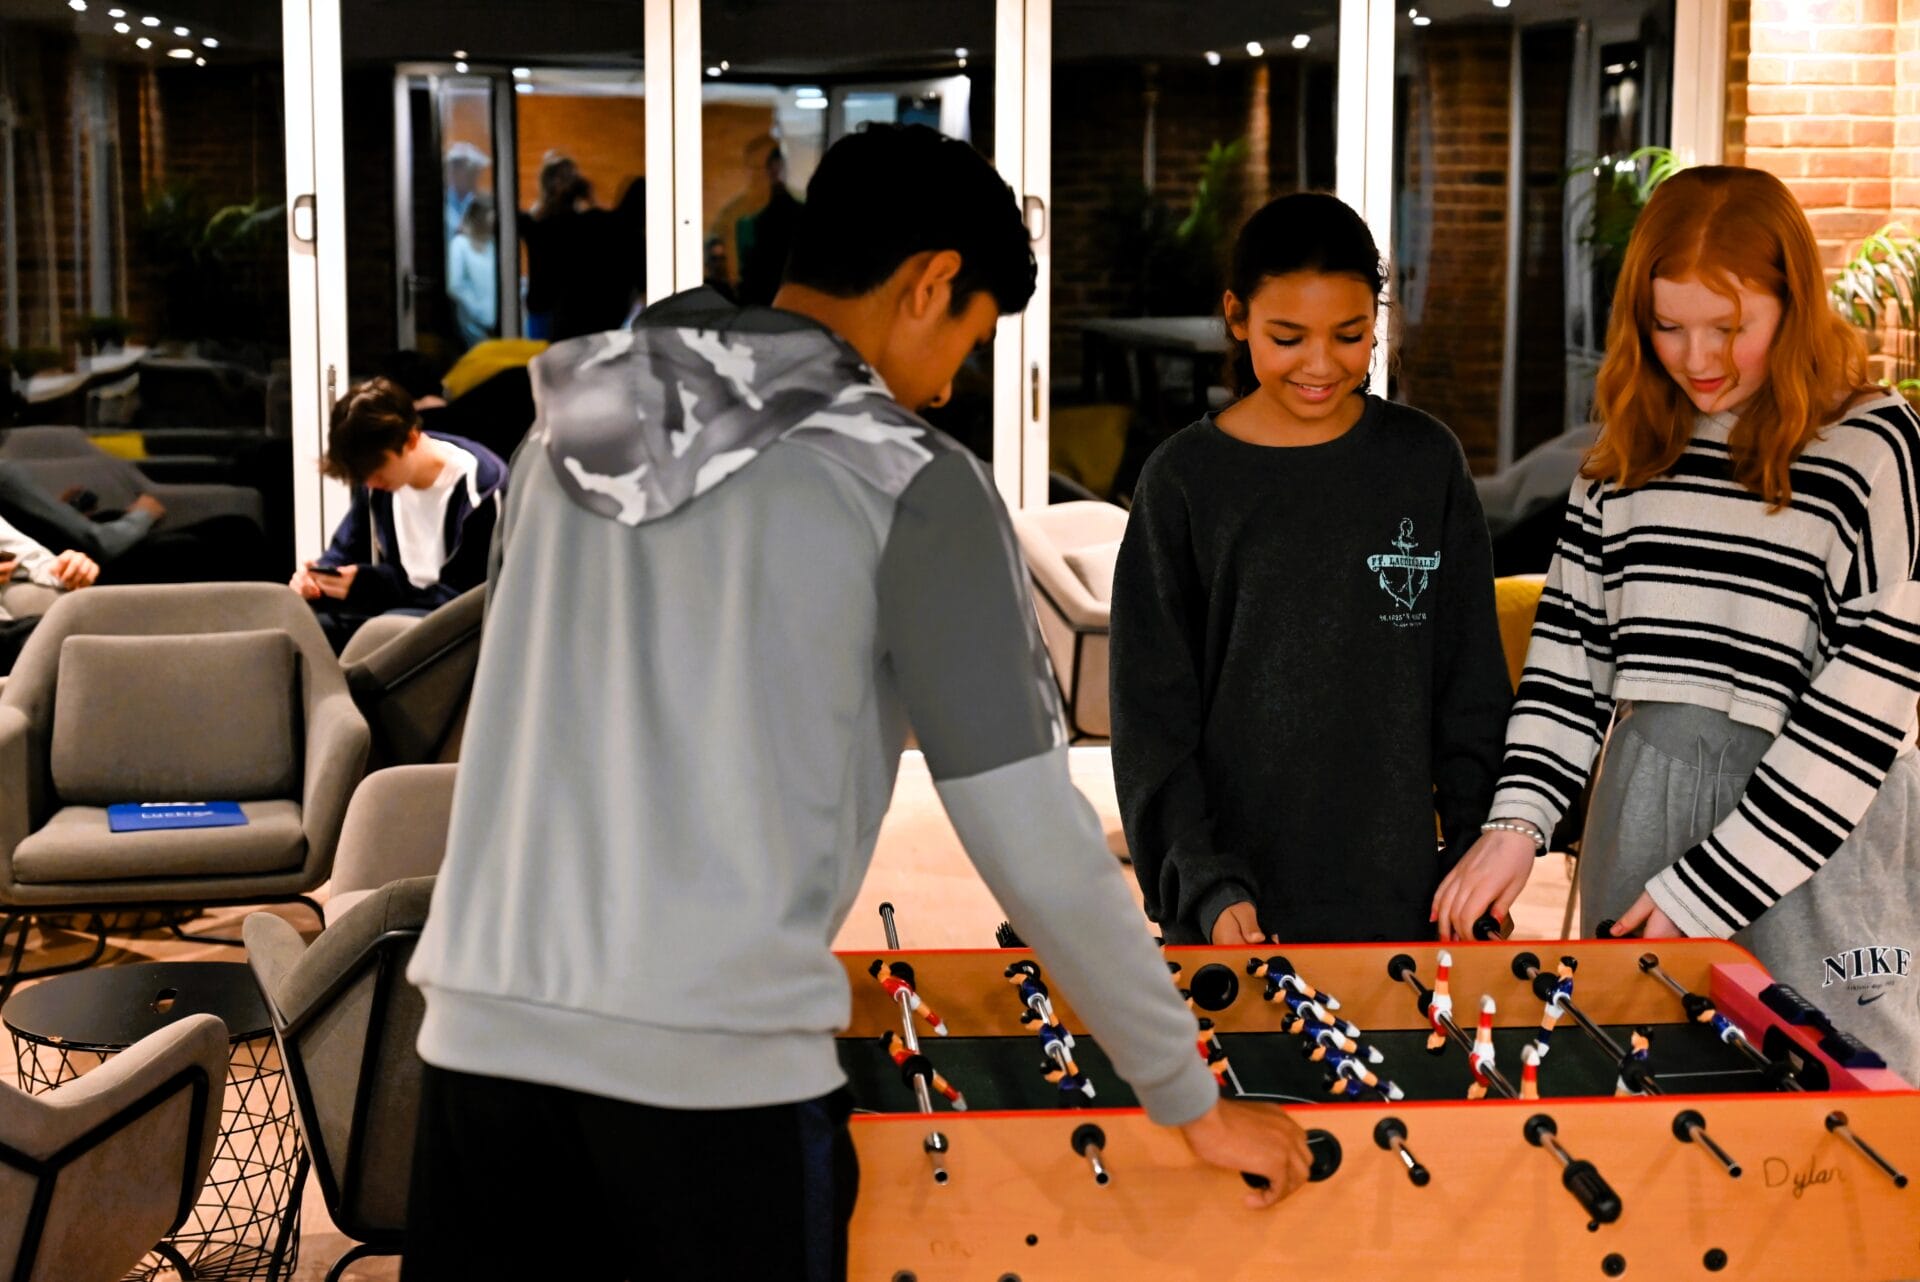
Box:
[1466,995,1498,1100]
[1533,957,1577,1059]
[1426,950,1454,1054]
[879,1031,966,1110]
[1195,1018,1233,1086]
[869,959,948,1036]
[1519,1043,1541,1101]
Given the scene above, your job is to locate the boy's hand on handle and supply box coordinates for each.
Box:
[1609,890,1682,939]
[289,564,322,600]
[1431,829,1536,942]
[1210,901,1267,946]
[1180,1098,1311,1208]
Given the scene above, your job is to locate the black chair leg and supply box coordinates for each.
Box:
[324,1240,399,1282]
[168,895,326,947]
[0,912,109,1005]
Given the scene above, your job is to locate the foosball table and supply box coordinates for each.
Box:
[840,910,1918,1281]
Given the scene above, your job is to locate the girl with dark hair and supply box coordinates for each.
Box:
[1110,191,1513,945]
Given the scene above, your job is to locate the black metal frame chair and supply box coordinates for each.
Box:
[1,1061,216,1282]
[253,920,423,1282]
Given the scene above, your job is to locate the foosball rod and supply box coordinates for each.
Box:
[1636,952,1803,1089]
[1386,954,1520,1099]
[1827,1111,1911,1189]
[878,902,949,1180]
[1509,948,1663,1095]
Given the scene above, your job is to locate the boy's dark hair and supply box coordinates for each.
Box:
[783,124,1037,316]
[1225,191,1385,395]
[323,377,420,485]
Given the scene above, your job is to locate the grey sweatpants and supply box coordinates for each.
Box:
[1581,700,1920,1084]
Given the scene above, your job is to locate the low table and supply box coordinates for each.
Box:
[4,961,306,1281]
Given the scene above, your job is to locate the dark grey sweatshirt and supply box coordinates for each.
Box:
[408,290,1217,1125]
[1111,397,1513,944]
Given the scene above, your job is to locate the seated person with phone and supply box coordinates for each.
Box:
[289,376,506,652]
[0,512,100,673]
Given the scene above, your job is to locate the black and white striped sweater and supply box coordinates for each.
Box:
[1490,390,1920,938]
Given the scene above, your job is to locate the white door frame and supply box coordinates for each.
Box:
[1672,0,1729,165]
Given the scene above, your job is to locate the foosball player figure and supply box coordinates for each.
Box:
[1004,960,1052,1016]
[1466,995,1498,1100]
[869,958,949,1036]
[1533,956,1577,1059]
[1246,956,1340,1010]
[1324,1046,1405,1101]
[1194,1020,1234,1087]
[1614,1026,1653,1097]
[1042,1058,1096,1102]
[1026,1012,1079,1072]
[1426,950,1453,1054]
[1520,1043,1541,1101]
[879,1031,967,1111]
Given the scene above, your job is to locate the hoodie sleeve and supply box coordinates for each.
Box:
[876,449,1218,1128]
[315,488,372,570]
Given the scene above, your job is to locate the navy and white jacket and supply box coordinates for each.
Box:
[314,431,507,613]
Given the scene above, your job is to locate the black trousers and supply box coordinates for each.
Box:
[403,1066,859,1282]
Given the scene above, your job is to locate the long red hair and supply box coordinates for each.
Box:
[1586,165,1870,507]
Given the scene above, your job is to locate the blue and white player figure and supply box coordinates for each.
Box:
[1324,1047,1404,1101]
[1246,956,1341,1010]
[1533,956,1578,1059]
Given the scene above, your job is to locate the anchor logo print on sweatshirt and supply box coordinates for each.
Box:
[1366,517,1441,617]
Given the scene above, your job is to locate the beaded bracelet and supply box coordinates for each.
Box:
[1480,818,1547,852]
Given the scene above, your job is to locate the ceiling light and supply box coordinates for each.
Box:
[194,56,204,65]
[107,6,124,14]
[201,36,217,47]
[705,65,721,76]
[1204,50,1221,65]
[140,15,158,25]
[1493,0,1511,6]
[795,97,827,110]
[452,49,467,58]
[957,57,967,67]
[1605,62,1626,73]
[167,47,192,58]
[68,0,87,12]
[514,83,530,93]
[135,35,150,47]
[719,60,729,70]
[1412,13,1432,24]
[113,21,129,32]
[1246,40,1265,56]
[512,66,530,78]
[454,60,469,72]
[954,47,968,58]
[172,24,187,35]
[1292,33,1311,49]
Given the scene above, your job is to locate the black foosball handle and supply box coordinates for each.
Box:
[1596,918,1618,938]
[1472,913,1510,941]
[1564,1158,1624,1227]
[1240,1128,1343,1191]
[1374,1116,1431,1188]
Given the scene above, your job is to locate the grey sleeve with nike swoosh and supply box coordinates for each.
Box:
[877,449,1220,1127]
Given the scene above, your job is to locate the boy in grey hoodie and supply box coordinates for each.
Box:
[403,125,1309,1281]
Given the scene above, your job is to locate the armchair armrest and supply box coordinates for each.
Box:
[298,686,370,885]
[0,704,40,894]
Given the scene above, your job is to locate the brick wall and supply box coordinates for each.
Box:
[1737,0,1920,384]
[516,92,650,214]
[3,24,79,351]
[1397,24,1513,471]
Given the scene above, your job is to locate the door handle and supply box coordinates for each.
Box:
[290,193,317,244]
[1023,194,1047,244]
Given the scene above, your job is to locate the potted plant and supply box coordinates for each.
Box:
[135,180,284,352]
[1829,224,1920,399]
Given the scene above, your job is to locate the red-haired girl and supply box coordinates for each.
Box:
[1433,166,1920,1078]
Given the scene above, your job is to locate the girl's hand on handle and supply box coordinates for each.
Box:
[1431,829,1537,941]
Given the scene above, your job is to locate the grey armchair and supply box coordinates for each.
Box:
[0,584,370,996]
[0,1012,227,1282]
[1011,501,1128,742]
[0,427,264,532]
[246,763,454,1282]
[341,587,485,769]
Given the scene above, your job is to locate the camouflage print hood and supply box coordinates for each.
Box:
[528,291,929,526]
